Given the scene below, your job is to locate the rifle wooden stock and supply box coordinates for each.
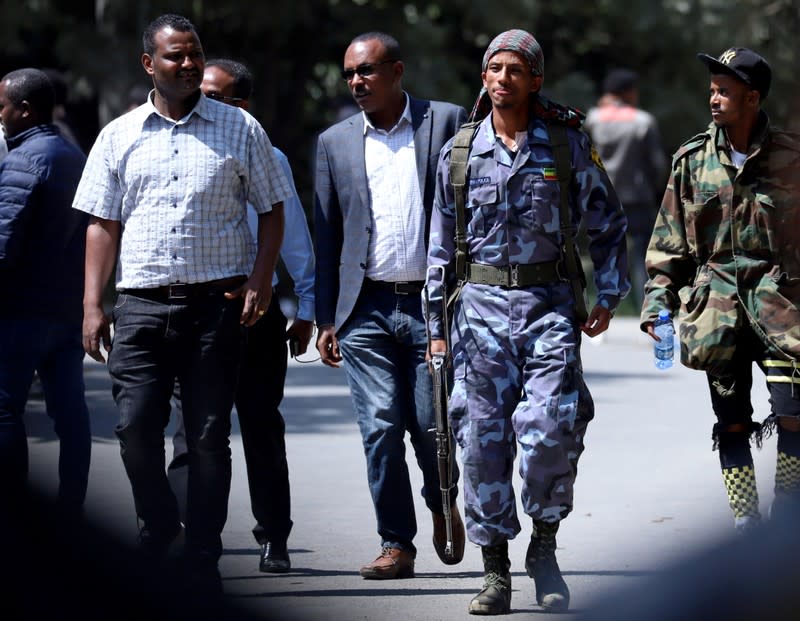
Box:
[430,352,455,559]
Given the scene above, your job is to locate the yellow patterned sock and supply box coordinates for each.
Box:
[721,465,760,524]
[775,451,800,494]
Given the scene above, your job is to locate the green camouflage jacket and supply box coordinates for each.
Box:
[641,112,800,375]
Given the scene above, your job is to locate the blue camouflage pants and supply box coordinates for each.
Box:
[449,282,594,546]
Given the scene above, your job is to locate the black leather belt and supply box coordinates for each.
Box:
[363,278,425,295]
[465,262,563,288]
[122,276,247,302]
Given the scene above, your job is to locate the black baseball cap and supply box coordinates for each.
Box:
[697,47,771,99]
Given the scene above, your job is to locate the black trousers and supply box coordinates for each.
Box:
[110,293,243,561]
[169,295,292,545]
[707,322,800,429]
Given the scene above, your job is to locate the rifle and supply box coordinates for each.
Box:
[423,264,457,561]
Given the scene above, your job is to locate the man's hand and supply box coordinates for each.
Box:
[580,305,612,338]
[225,278,273,327]
[644,322,657,341]
[316,324,342,368]
[287,318,314,356]
[427,338,447,362]
[83,304,112,363]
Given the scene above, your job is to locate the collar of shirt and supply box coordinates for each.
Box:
[136,89,217,127]
[362,92,412,136]
[473,113,549,157]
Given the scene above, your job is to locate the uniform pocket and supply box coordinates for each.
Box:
[682,191,721,256]
[677,269,738,376]
[520,174,559,233]
[469,183,498,237]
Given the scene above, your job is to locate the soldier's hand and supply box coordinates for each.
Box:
[581,305,612,338]
[644,322,657,341]
[427,338,447,362]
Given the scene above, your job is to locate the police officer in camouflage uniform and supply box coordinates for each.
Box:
[426,30,629,615]
[642,47,800,531]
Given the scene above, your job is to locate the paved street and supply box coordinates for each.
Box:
[21,317,782,620]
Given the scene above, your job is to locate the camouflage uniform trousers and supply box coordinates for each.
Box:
[449,281,594,546]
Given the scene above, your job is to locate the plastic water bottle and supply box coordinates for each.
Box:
[653,310,674,370]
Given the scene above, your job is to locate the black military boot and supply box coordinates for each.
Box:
[468,542,512,615]
[525,520,569,612]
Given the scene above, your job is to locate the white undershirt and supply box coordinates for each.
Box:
[730,147,747,169]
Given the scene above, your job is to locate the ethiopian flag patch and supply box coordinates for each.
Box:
[543,167,557,181]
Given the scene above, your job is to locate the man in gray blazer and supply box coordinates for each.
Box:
[314,31,466,580]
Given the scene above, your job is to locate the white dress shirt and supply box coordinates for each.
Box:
[363,94,426,282]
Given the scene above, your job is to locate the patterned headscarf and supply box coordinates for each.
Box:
[481,29,544,76]
[469,29,583,128]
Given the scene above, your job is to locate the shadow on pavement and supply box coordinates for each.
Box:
[576,516,800,621]
[0,487,277,621]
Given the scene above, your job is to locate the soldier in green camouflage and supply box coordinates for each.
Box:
[641,47,800,531]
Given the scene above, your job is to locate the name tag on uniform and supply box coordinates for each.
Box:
[469,176,492,187]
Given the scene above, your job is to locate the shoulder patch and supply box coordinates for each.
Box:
[671,132,710,168]
[590,143,606,171]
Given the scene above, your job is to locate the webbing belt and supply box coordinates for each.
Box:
[466,261,562,287]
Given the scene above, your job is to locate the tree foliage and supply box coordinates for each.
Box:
[2,0,798,210]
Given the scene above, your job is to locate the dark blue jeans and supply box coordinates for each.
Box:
[109,293,243,561]
[337,284,459,556]
[0,318,90,511]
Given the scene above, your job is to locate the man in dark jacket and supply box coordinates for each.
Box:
[314,31,466,579]
[0,68,90,519]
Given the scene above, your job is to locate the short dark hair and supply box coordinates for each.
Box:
[603,69,639,96]
[350,32,401,61]
[143,14,197,56]
[1,68,55,119]
[206,58,253,100]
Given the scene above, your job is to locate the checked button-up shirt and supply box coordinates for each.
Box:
[73,91,293,289]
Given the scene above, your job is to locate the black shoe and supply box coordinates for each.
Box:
[259,541,291,573]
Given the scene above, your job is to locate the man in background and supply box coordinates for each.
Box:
[584,68,666,309]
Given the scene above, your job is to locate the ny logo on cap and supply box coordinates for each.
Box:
[719,49,737,64]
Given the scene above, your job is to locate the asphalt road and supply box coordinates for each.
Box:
[17,317,788,620]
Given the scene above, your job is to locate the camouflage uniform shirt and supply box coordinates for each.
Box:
[427,111,629,337]
[641,112,800,372]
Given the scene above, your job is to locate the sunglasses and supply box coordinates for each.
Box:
[341,60,396,81]
[205,91,245,104]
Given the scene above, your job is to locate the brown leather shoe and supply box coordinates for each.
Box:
[359,547,415,579]
[432,503,465,565]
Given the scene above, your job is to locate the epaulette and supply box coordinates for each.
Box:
[671,132,710,168]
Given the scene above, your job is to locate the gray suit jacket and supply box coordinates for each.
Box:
[314,96,466,331]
